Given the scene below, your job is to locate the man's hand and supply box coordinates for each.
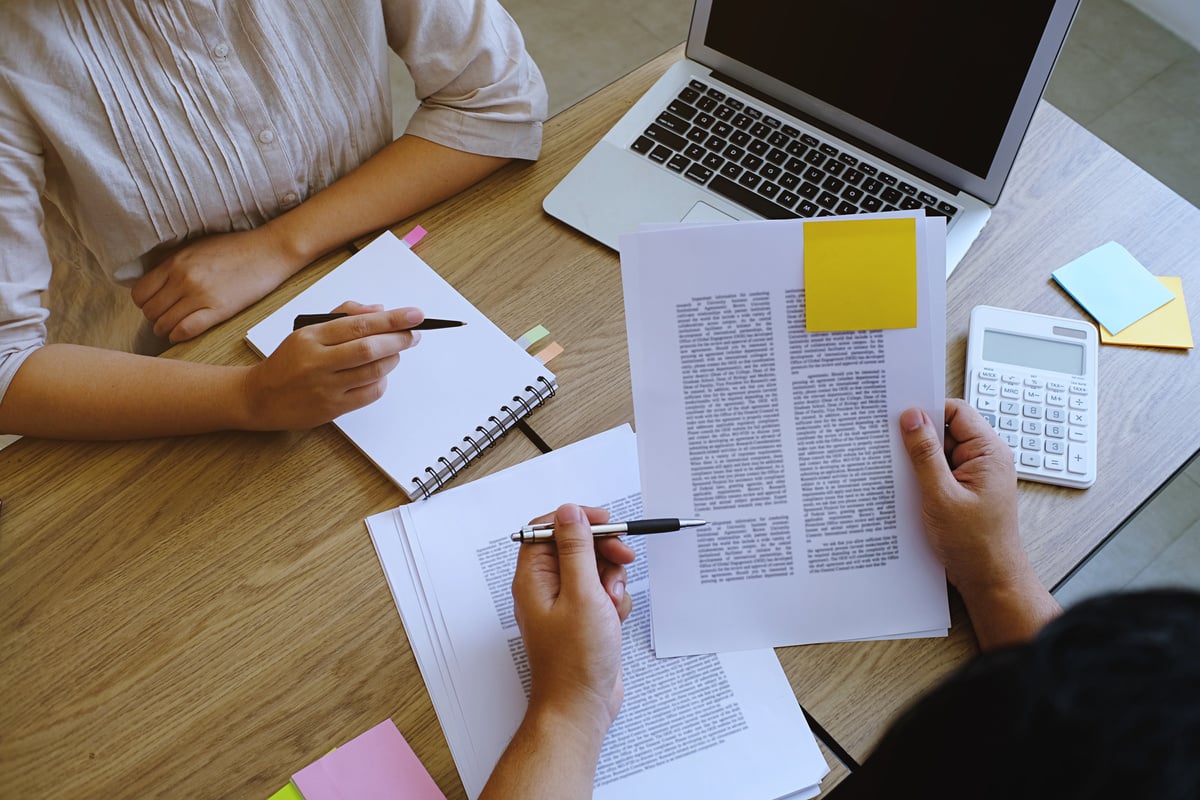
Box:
[481,504,634,800]
[512,503,634,740]
[240,302,422,430]
[900,399,1060,649]
[132,224,303,343]
[900,399,1022,595]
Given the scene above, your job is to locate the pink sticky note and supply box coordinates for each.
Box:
[292,720,445,800]
[401,225,428,248]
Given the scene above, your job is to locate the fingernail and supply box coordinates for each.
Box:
[409,330,421,347]
[900,408,925,432]
[403,309,423,326]
[612,580,625,600]
[556,503,584,524]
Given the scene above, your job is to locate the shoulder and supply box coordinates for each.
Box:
[0,3,88,122]
[381,0,528,50]
[0,2,71,70]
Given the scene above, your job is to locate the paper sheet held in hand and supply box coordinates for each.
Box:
[621,213,951,657]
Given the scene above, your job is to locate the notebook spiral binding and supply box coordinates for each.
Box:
[410,375,556,500]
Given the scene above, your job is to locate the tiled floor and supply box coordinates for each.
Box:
[1054,455,1200,603]
[388,0,1200,601]
[388,0,693,129]
[1044,0,1200,207]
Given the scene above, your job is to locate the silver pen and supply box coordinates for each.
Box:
[510,517,706,543]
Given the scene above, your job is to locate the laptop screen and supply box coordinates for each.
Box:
[691,1,1075,202]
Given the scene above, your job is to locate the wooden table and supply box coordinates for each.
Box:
[3,46,1198,799]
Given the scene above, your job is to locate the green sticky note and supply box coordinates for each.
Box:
[267,782,304,800]
[516,324,550,351]
[804,217,917,331]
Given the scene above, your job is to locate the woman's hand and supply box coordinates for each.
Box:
[132,224,304,343]
[240,302,423,430]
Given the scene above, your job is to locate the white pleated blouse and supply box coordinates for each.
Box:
[0,0,547,401]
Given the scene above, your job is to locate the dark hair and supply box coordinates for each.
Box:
[830,590,1200,799]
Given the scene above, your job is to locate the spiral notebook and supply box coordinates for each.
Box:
[245,231,556,500]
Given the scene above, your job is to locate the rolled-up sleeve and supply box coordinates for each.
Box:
[0,69,51,406]
[383,0,548,160]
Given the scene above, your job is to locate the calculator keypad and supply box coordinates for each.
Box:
[970,367,1095,486]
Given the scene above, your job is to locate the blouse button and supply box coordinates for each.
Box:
[213,43,230,59]
[282,192,298,205]
[258,129,275,144]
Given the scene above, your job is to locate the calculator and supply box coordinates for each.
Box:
[966,306,1098,488]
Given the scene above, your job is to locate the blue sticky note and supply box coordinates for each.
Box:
[1051,242,1175,334]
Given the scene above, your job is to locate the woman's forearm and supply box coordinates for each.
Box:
[0,344,253,439]
[265,134,510,267]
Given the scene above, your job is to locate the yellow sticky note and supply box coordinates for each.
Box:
[804,217,917,331]
[1099,276,1193,349]
[267,782,304,800]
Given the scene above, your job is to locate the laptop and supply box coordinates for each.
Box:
[544,0,1079,275]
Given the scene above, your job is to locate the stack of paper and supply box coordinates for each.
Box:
[366,426,829,799]
[620,213,950,656]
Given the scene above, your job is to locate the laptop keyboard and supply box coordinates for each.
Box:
[629,78,961,222]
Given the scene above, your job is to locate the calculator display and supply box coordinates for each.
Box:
[982,330,1085,375]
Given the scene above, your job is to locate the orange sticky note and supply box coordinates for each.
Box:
[533,340,564,364]
[804,217,917,331]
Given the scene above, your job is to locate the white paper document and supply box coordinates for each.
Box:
[621,215,950,657]
[366,426,828,799]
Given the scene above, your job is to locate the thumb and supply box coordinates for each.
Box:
[899,408,956,498]
[551,503,603,597]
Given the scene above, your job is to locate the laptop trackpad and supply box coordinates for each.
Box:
[681,201,736,224]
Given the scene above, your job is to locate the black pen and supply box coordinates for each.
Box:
[292,313,466,331]
[510,518,706,543]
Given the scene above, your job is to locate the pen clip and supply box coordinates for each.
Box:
[518,521,556,534]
